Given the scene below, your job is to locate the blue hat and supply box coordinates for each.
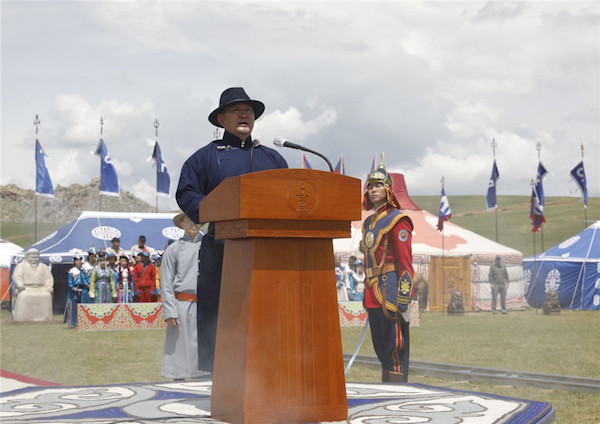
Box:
[208,87,265,127]
[141,251,150,257]
[88,247,97,254]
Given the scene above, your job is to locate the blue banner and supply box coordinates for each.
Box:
[486,160,499,211]
[437,187,452,231]
[151,141,170,196]
[35,139,54,198]
[569,161,588,206]
[94,139,119,196]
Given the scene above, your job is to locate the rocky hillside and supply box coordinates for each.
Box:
[1,178,156,223]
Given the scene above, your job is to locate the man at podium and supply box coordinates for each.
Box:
[176,87,288,373]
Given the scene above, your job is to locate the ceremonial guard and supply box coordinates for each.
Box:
[64,253,88,327]
[361,155,414,383]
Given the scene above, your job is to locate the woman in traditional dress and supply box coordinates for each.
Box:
[64,253,88,326]
[115,254,134,303]
[89,252,117,303]
[348,260,366,302]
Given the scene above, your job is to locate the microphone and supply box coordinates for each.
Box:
[273,136,302,150]
[272,136,334,172]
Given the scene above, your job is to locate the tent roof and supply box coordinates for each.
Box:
[0,239,23,268]
[336,208,521,258]
[11,211,184,265]
[524,221,600,263]
[337,173,521,259]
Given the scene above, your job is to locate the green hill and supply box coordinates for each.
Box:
[412,195,598,257]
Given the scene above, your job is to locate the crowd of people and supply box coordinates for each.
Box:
[63,235,163,327]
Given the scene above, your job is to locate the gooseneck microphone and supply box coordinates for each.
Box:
[273,136,333,172]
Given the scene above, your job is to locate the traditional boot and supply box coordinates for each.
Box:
[382,370,406,383]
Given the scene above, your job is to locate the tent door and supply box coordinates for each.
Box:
[429,255,471,311]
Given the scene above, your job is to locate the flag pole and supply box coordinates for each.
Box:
[441,176,446,315]
[33,114,40,243]
[530,178,539,313]
[99,117,104,212]
[491,139,498,242]
[581,143,587,228]
[154,118,160,213]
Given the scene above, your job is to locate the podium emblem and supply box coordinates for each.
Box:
[287,179,319,215]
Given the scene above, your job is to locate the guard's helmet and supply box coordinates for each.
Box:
[363,154,401,210]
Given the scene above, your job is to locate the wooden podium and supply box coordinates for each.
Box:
[199,169,362,424]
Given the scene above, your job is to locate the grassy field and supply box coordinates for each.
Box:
[412,195,599,257]
[1,308,598,423]
[1,196,599,423]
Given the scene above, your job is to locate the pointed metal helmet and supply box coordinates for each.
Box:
[363,153,401,210]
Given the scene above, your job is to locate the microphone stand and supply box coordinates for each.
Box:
[290,145,334,172]
[249,139,260,172]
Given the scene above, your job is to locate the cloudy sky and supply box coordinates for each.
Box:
[2,1,598,211]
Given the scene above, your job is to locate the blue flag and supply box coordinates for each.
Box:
[35,139,54,198]
[150,141,170,196]
[530,162,548,232]
[94,139,119,196]
[486,160,499,211]
[569,161,588,207]
[437,187,452,231]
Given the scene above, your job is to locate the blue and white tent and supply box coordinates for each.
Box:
[523,221,600,310]
[10,211,184,266]
[9,211,186,313]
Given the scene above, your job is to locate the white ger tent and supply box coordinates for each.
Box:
[334,173,528,311]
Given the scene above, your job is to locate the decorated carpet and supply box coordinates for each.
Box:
[0,379,555,423]
[77,303,166,331]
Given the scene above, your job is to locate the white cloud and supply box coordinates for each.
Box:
[1,0,598,212]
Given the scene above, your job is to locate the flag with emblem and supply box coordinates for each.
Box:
[35,139,54,198]
[569,161,588,207]
[93,139,120,196]
[302,154,312,169]
[150,141,170,196]
[486,160,499,211]
[530,162,548,232]
[437,187,451,231]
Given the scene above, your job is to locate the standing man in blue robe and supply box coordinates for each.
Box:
[176,87,288,373]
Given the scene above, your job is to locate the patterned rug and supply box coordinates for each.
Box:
[0,380,555,423]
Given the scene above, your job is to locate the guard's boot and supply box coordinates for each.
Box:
[382,370,406,383]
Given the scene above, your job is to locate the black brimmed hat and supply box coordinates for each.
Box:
[208,87,265,127]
